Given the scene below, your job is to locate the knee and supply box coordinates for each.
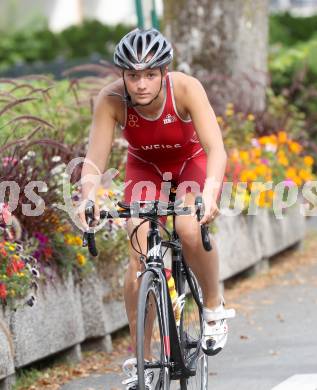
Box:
[175,217,200,248]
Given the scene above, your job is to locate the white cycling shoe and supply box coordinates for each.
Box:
[202,296,236,356]
[122,358,154,390]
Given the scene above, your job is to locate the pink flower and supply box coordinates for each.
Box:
[0,203,11,225]
[283,179,295,187]
[2,157,18,167]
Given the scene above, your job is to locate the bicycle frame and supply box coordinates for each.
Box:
[142,215,202,381]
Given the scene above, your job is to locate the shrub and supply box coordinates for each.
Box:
[0,21,132,72]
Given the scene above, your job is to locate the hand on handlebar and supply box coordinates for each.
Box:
[195,196,213,252]
[78,199,100,231]
[199,196,220,225]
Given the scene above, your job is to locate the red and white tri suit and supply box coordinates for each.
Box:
[122,73,207,203]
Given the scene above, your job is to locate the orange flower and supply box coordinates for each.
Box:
[255,164,267,176]
[286,167,297,178]
[277,131,288,143]
[288,141,302,154]
[278,155,289,166]
[299,169,312,181]
[293,176,302,186]
[251,148,261,159]
[303,155,314,166]
[239,150,249,163]
[259,136,270,145]
[269,134,277,145]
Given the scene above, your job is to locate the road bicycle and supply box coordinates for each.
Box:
[83,193,212,389]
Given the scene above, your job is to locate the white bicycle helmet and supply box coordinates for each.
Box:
[114,28,173,70]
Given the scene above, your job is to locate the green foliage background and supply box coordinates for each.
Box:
[0,20,132,72]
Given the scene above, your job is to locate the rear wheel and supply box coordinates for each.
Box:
[137,270,170,390]
[179,263,208,390]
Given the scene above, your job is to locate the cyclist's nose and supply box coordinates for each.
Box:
[137,77,146,90]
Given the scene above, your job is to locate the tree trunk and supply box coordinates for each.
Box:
[163,0,268,113]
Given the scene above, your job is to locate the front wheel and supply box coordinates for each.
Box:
[137,270,170,390]
[179,264,208,390]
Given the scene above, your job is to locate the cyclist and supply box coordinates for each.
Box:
[79,28,235,389]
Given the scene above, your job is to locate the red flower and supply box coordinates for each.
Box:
[6,259,25,276]
[16,260,25,271]
[43,246,53,259]
[0,283,7,299]
[0,248,7,257]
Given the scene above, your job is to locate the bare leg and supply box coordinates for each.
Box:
[175,193,221,310]
[124,219,154,360]
[124,218,147,355]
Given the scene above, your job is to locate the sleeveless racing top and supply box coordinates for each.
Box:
[122,73,203,164]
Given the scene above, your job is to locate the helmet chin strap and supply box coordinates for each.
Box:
[123,68,164,108]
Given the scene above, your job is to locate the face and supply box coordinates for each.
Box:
[123,68,165,105]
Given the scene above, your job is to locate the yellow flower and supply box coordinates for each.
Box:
[278,155,289,166]
[258,136,270,145]
[299,169,312,181]
[267,190,275,200]
[269,134,277,145]
[216,116,224,125]
[233,188,250,209]
[231,149,240,162]
[255,164,267,176]
[76,253,87,266]
[247,114,255,121]
[251,148,261,159]
[97,188,105,197]
[225,109,234,117]
[293,176,302,186]
[286,167,297,178]
[239,150,249,163]
[288,141,302,154]
[251,182,267,193]
[65,234,73,245]
[303,155,314,166]
[18,272,25,277]
[240,170,257,182]
[73,236,83,246]
[256,192,267,208]
[277,131,288,143]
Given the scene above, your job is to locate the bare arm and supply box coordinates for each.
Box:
[80,92,117,228]
[182,76,227,222]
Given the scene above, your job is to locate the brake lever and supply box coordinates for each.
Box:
[82,200,98,257]
[195,196,212,252]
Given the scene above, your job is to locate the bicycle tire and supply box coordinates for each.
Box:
[137,270,171,390]
[179,264,208,390]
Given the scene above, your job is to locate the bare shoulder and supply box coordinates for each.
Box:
[169,71,203,100]
[94,78,126,123]
[170,71,202,87]
[169,71,206,115]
